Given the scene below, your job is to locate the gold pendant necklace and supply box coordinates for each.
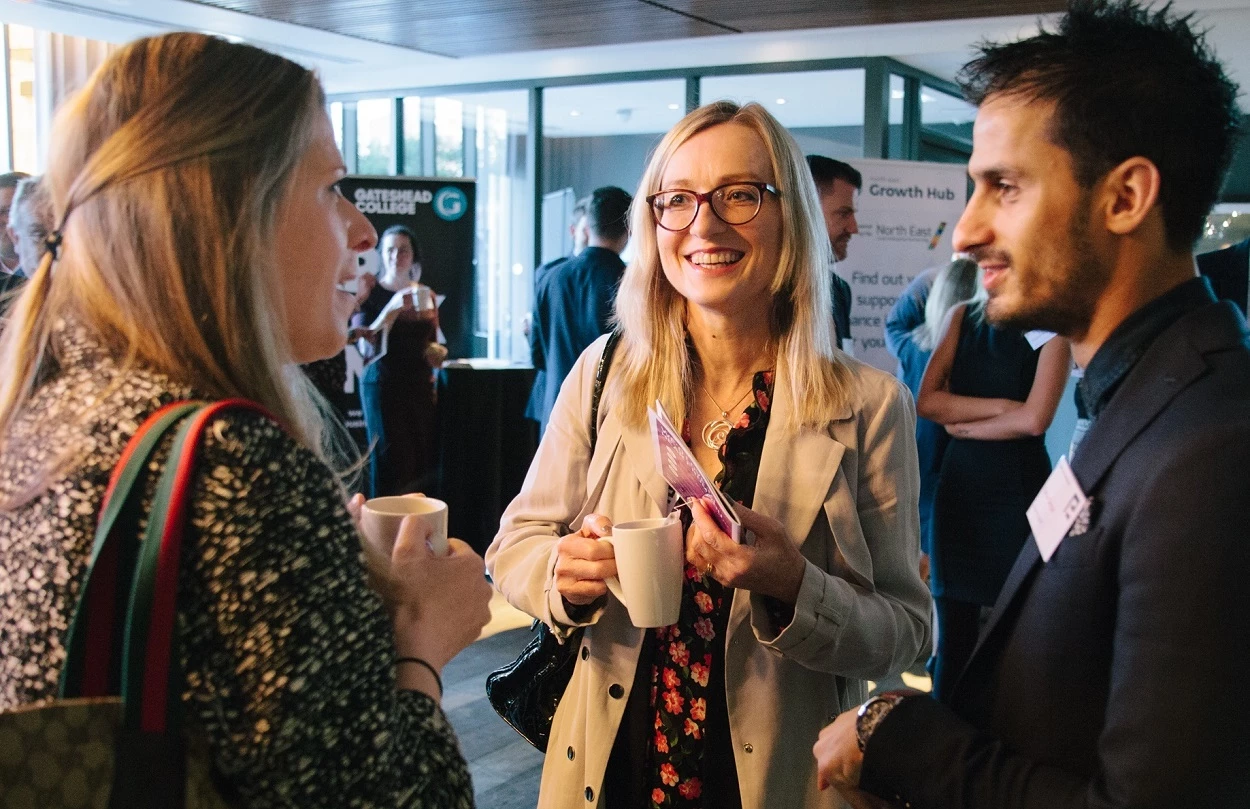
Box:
[699,382,753,450]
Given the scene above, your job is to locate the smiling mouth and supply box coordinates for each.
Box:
[980,265,1009,290]
[687,249,745,267]
[335,281,356,294]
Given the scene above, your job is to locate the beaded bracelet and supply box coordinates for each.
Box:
[396,657,443,698]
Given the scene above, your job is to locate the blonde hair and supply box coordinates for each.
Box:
[612,101,850,430]
[0,33,348,502]
[911,258,984,351]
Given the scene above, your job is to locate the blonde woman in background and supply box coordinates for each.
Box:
[887,256,982,577]
[488,101,930,809]
[917,263,1070,701]
[0,33,490,807]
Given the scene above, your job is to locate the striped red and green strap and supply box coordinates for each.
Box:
[60,398,277,738]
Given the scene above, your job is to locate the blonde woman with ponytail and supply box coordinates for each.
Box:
[488,101,931,809]
[0,33,489,807]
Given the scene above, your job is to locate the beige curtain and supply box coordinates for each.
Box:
[33,31,117,170]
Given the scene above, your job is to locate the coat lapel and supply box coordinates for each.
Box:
[730,362,853,633]
[961,303,1239,681]
[617,410,676,515]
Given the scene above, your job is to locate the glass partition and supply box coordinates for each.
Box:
[329,101,344,154]
[888,74,906,158]
[401,96,421,174]
[428,91,530,359]
[356,97,394,175]
[434,97,465,177]
[701,69,866,158]
[7,25,35,173]
[542,79,686,204]
[919,84,975,163]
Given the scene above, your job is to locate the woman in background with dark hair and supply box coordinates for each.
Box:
[355,224,446,496]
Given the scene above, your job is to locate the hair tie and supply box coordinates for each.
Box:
[44,230,63,261]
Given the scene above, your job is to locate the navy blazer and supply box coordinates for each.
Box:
[527,247,624,433]
[1197,237,1249,315]
[861,296,1250,808]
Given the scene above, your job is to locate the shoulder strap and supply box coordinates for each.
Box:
[60,398,278,736]
[588,331,622,453]
[60,401,202,699]
[122,399,275,734]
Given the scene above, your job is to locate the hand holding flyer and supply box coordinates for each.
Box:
[648,401,742,543]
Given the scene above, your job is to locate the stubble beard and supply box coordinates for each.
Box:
[985,200,1109,338]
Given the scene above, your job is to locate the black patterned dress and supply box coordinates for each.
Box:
[606,370,774,809]
[0,321,474,808]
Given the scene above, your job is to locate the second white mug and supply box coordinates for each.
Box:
[361,495,449,561]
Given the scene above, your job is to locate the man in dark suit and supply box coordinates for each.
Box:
[528,185,631,434]
[1197,236,1249,315]
[525,195,590,426]
[814,2,1250,807]
[805,155,859,350]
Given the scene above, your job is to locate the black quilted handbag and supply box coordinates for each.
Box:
[485,331,620,752]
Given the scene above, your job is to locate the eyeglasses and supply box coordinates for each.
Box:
[646,182,779,232]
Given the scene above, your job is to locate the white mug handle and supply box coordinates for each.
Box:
[598,535,627,607]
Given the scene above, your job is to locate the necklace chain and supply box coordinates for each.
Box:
[698,378,755,451]
[699,379,753,417]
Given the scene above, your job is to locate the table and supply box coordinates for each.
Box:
[436,364,539,554]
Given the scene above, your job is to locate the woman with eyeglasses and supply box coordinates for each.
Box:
[487,101,930,809]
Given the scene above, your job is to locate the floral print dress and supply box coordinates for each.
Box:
[641,370,774,808]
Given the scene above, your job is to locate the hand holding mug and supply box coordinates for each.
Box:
[554,513,617,606]
[389,524,493,673]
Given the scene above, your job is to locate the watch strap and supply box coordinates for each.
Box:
[856,691,908,751]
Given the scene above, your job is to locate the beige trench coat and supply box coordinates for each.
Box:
[486,335,932,809]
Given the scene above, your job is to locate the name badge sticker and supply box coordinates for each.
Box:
[1026,456,1089,562]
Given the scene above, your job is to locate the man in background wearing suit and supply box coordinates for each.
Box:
[0,172,31,301]
[814,2,1250,807]
[528,185,631,434]
[806,155,859,351]
[526,195,591,427]
[1196,235,1249,315]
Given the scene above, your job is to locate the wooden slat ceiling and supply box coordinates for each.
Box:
[188,0,1069,58]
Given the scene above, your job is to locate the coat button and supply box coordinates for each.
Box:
[608,683,624,699]
[585,786,594,801]
[567,746,575,760]
[581,646,589,660]
[743,743,753,754]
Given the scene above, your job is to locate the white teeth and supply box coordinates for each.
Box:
[335,282,355,293]
[690,251,743,266]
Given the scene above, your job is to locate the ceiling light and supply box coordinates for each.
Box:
[921,93,934,103]
[775,98,787,105]
[569,110,581,117]
[668,103,680,110]
[891,90,905,100]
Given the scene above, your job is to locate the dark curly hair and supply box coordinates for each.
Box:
[958,0,1241,251]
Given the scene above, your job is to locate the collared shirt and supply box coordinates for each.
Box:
[1078,277,1215,419]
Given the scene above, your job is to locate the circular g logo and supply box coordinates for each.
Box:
[433,187,467,221]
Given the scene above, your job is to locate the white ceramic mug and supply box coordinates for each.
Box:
[361,495,449,560]
[600,516,683,628]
